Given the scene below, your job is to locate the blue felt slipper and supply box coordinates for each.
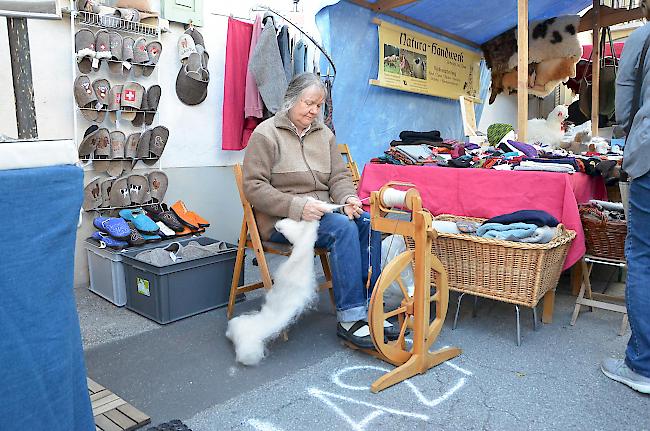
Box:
[91,231,129,249]
[93,216,131,239]
[119,208,159,233]
[140,231,162,242]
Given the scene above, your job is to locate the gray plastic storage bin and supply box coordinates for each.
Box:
[84,237,206,306]
[121,237,241,324]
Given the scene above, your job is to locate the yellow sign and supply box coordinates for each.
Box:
[371,20,481,101]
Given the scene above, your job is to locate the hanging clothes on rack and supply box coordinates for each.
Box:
[277,24,292,82]
[324,75,335,134]
[244,14,264,120]
[222,17,253,151]
[249,16,287,114]
[293,39,306,76]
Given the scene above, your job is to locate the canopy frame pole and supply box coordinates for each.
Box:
[591,0,601,137]
[517,0,528,141]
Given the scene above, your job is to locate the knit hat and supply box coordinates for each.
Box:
[487,123,514,147]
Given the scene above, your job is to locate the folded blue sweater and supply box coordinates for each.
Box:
[476,222,538,240]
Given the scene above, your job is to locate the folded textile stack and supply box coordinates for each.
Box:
[514,160,576,173]
[135,240,232,266]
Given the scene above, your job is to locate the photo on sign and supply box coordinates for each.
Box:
[383,44,401,74]
[400,49,427,80]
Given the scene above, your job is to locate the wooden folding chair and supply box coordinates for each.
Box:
[338,143,361,189]
[570,255,628,336]
[227,164,335,319]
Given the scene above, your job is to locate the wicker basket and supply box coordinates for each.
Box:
[579,206,627,261]
[405,215,576,308]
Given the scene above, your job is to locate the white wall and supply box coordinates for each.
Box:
[478,93,544,132]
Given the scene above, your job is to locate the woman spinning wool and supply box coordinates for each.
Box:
[243,73,398,349]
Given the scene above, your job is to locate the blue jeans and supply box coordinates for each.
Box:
[625,172,650,378]
[270,211,381,322]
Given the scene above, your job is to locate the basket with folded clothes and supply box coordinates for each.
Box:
[579,199,626,261]
[405,210,576,308]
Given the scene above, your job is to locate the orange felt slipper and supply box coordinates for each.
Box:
[188,211,210,227]
[170,200,199,230]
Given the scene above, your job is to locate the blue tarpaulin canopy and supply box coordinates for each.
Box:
[316,0,593,168]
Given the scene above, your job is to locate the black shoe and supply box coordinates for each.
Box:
[337,321,375,350]
[383,321,402,341]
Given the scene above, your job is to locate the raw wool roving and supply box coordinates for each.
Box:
[226,218,320,366]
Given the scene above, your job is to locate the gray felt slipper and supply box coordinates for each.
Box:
[109,176,131,207]
[132,37,148,77]
[143,41,162,77]
[149,125,169,158]
[122,36,135,75]
[147,170,168,202]
[185,27,205,47]
[132,86,149,127]
[92,78,110,123]
[75,29,96,74]
[132,128,151,168]
[125,132,140,159]
[144,84,161,126]
[78,125,99,158]
[195,44,209,69]
[127,174,150,204]
[175,65,208,106]
[74,75,98,121]
[108,131,126,176]
[83,176,103,210]
[99,177,116,208]
[93,128,111,172]
[177,34,196,65]
[107,84,122,124]
[121,81,144,121]
[94,29,112,70]
[108,31,123,74]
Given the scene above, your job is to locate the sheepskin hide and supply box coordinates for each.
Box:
[226,219,319,366]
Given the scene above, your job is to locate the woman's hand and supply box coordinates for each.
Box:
[343,196,364,220]
[302,200,328,221]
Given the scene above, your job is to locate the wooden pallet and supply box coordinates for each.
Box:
[88,378,151,431]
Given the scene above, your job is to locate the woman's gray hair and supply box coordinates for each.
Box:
[281,72,327,113]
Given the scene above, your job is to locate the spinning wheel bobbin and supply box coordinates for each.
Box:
[346,182,461,393]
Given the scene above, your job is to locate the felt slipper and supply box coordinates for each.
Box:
[171,200,199,230]
[125,132,140,159]
[145,202,184,232]
[143,41,162,77]
[177,34,197,65]
[175,64,208,106]
[92,78,110,123]
[131,86,148,127]
[108,131,126,177]
[78,125,99,157]
[188,210,210,228]
[75,29,96,74]
[185,52,204,81]
[175,225,193,236]
[185,27,205,47]
[94,30,112,70]
[144,84,161,126]
[99,177,115,208]
[121,81,144,121]
[195,44,209,70]
[127,174,150,204]
[122,36,135,75]
[119,208,159,233]
[156,221,176,239]
[93,216,131,238]
[91,231,129,249]
[114,7,140,23]
[132,37,149,77]
[107,31,123,73]
[74,75,98,122]
[132,128,151,168]
[140,231,162,242]
[91,128,111,172]
[107,84,122,123]
[109,176,131,207]
[146,170,168,203]
[148,125,169,158]
[125,221,146,246]
[83,176,103,210]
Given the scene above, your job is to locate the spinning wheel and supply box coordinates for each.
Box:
[347,182,461,393]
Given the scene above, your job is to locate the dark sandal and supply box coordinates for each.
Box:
[337,321,375,350]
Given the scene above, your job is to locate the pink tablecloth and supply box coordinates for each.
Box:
[358,164,608,270]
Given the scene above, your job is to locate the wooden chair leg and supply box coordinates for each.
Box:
[227,223,248,319]
[252,246,273,290]
[619,313,629,336]
[319,253,336,309]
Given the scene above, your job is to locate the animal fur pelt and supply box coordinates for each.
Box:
[226,218,319,366]
[501,57,577,98]
[507,15,581,70]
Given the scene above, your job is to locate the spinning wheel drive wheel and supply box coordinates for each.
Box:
[369,249,449,366]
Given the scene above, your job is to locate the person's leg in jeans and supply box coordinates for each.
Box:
[601,172,650,393]
[625,173,650,377]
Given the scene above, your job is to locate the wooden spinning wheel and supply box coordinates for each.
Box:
[347,182,461,393]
